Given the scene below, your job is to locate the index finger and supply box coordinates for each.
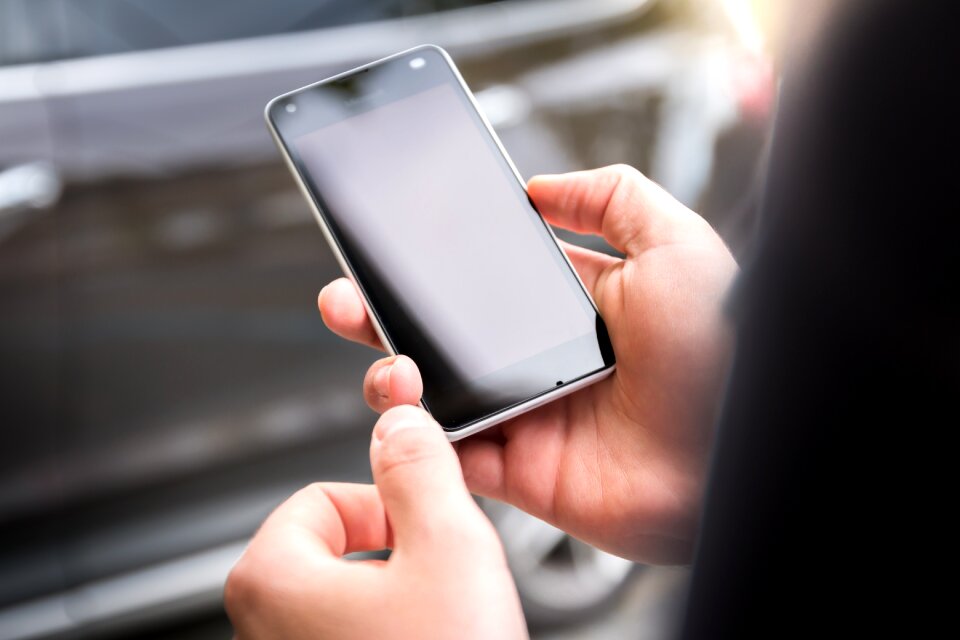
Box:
[227,483,389,633]
[256,482,392,558]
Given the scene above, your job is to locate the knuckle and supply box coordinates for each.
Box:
[298,481,327,502]
[224,555,262,619]
[224,546,300,627]
[287,483,339,527]
[608,162,639,177]
[605,165,641,207]
[606,163,643,187]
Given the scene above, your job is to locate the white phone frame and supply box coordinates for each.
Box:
[264,44,615,441]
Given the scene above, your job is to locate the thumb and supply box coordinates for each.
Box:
[370,405,489,554]
[529,164,695,256]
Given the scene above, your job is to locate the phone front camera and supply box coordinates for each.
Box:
[285,103,297,114]
[409,57,426,70]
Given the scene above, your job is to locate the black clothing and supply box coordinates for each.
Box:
[682,1,958,636]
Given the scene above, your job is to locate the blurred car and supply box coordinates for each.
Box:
[0,0,762,637]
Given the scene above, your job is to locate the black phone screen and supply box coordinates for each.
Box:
[268,46,614,431]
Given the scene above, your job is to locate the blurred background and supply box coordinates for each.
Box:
[0,1,780,637]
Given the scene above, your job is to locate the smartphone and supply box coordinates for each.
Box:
[265,45,615,440]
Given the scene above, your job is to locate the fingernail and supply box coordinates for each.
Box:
[373,362,392,398]
[529,173,562,186]
[391,354,415,381]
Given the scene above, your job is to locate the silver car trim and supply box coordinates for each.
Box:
[0,0,653,103]
[0,541,247,640]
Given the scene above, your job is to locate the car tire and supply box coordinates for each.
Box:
[480,499,643,629]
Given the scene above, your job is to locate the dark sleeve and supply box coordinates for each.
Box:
[680,1,958,636]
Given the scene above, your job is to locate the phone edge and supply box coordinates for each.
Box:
[445,366,615,442]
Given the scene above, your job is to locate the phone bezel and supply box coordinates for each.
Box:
[264,44,615,441]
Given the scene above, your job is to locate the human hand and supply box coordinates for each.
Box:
[225,405,527,639]
[319,165,738,564]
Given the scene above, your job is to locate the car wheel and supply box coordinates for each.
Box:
[480,499,642,629]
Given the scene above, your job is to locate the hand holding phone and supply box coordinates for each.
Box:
[268,46,737,563]
[320,160,739,564]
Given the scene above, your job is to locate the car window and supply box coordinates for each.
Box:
[0,0,501,66]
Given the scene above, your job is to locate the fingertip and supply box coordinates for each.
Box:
[364,355,423,413]
[318,278,383,350]
[388,355,423,405]
[317,285,327,312]
[317,278,352,327]
[527,171,593,233]
[527,173,562,187]
[527,173,565,201]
